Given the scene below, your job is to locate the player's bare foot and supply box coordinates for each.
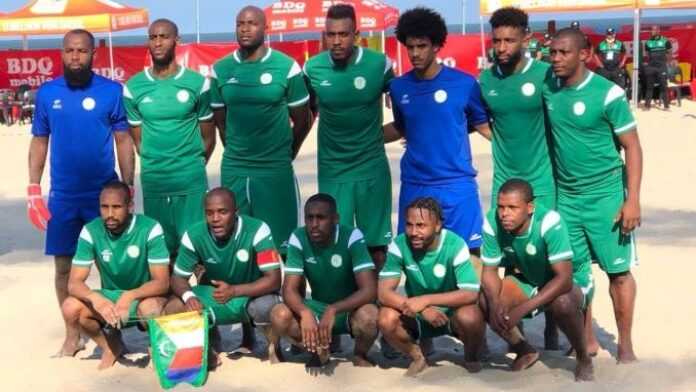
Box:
[208,349,222,370]
[405,356,428,377]
[97,336,123,370]
[352,354,375,367]
[575,358,595,381]
[306,351,330,368]
[617,346,637,364]
[463,360,482,373]
[268,343,284,365]
[53,339,85,358]
[511,351,539,371]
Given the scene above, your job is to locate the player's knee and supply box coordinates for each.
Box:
[549,293,579,318]
[352,304,378,336]
[270,303,293,329]
[247,295,281,326]
[137,298,164,319]
[377,307,401,335]
[163,296,185,315]
[453,305,484,332]
[61,296,84,321]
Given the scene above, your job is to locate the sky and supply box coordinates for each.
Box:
[1,0,695,39]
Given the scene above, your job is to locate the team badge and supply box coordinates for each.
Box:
[353,76,366,90]
[526,243,537,255]
[433,264,446,278]
[330,254,343,268]
[127,245,140,258]
[434,89,448,103]
[82,97,96,111]
[573,101,586,116]
[260,73,273,85]
[101,249,112,262]
[237,249,249,262]
[176,90,190,103]
[521,82,535,96]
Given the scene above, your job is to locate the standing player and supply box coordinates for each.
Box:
[210,6,311,255]
[594,28,627,88]
[61,181,170,369]
[525,27,541,60]
[643,25,672,110]
[303,4,393,269]
[479,6,559,349]
[28,29,134,357]
[384,7,491,257]
[545,28,642,363]
[378,198,485,376]
[269,194,378,367]
[124,19,215,259]
[480,179,594,381]
[167,188,283,367]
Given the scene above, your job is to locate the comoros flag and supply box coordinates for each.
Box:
[148,311,209,389]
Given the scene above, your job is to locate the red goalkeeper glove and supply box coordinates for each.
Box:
[27,184,51,231]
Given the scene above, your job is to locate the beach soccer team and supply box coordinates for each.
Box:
[26,3,642,382]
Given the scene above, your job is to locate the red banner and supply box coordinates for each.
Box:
[1,31,694,90]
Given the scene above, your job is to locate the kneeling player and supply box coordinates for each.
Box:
[480,179,594,381]
[269,194,378,367]
[166,188,282,367]
[61,181,170,369]
[378,198,485,376]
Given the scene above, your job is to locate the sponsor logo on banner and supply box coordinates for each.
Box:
[315,17,326,28]
[271,20,288,30]
[4,56,55,87]
[360,17,377,29]
[293,18,309,29]
[271,1,306,14]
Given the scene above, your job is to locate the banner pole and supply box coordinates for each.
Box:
[108,31,115,80]
[195,0,201,44]
[479,15,486,68]
[462,0,467,34]
[631,7,641,108]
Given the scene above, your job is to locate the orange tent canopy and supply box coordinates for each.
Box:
[0,0,148,35]
[639,0,696,8]
[264,0,399,34]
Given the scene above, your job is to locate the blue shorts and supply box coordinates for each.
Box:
[398,181,483,249]
[46,197,100,256]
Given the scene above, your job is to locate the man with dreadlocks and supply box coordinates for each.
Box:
[378,197,485,377]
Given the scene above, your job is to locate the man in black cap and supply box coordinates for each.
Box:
[595,28,627,88]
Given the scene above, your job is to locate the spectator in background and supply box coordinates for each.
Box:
[643,25,672,110]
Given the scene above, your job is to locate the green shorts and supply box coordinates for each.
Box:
[192,285,250,326]
[507,268,594,315]
[319,174,392,247]
[404,307,453,341]
[558,191,638,275]
[222,173,299,254]
[97,288,140,328]
[304,299,351,336]
[143,192,206,254]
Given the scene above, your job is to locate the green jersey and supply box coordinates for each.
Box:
[174,215,281,284]
[210,48,310,176]
[379,230,480,297]
[72,214,170,290]
[304,46,393,181]
[543,71,636,195]
[645,35,672,65]
[539,45,551,62]
[526,38,540,58]
[285,225,375,304]
[480,59,555,199]
[597,39,625,65]
[124,67,211,196]
[481,206,575,287]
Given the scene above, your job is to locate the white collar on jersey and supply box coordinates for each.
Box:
[233,47,273,63]
[144,65,185,82]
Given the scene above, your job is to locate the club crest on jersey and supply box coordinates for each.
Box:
[573,101,586,116]
[52,99,62,109]
[176,90,190,103]
[237,249,249,262]
[101,249,113,262]
[526,243,537,256]
[306,256,317,264]
[400,94,410,104]
[127,245,140,258]
[82,97,96,111]
[353,76,366,90]
[433,264,446,278]
[330,254,343,268]
[434,89,448,104]
[521,82,535,96]
[260,73,273,85]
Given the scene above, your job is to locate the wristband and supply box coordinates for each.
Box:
[182,290,196,303]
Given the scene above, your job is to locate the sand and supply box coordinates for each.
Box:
[1,101,695,391]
